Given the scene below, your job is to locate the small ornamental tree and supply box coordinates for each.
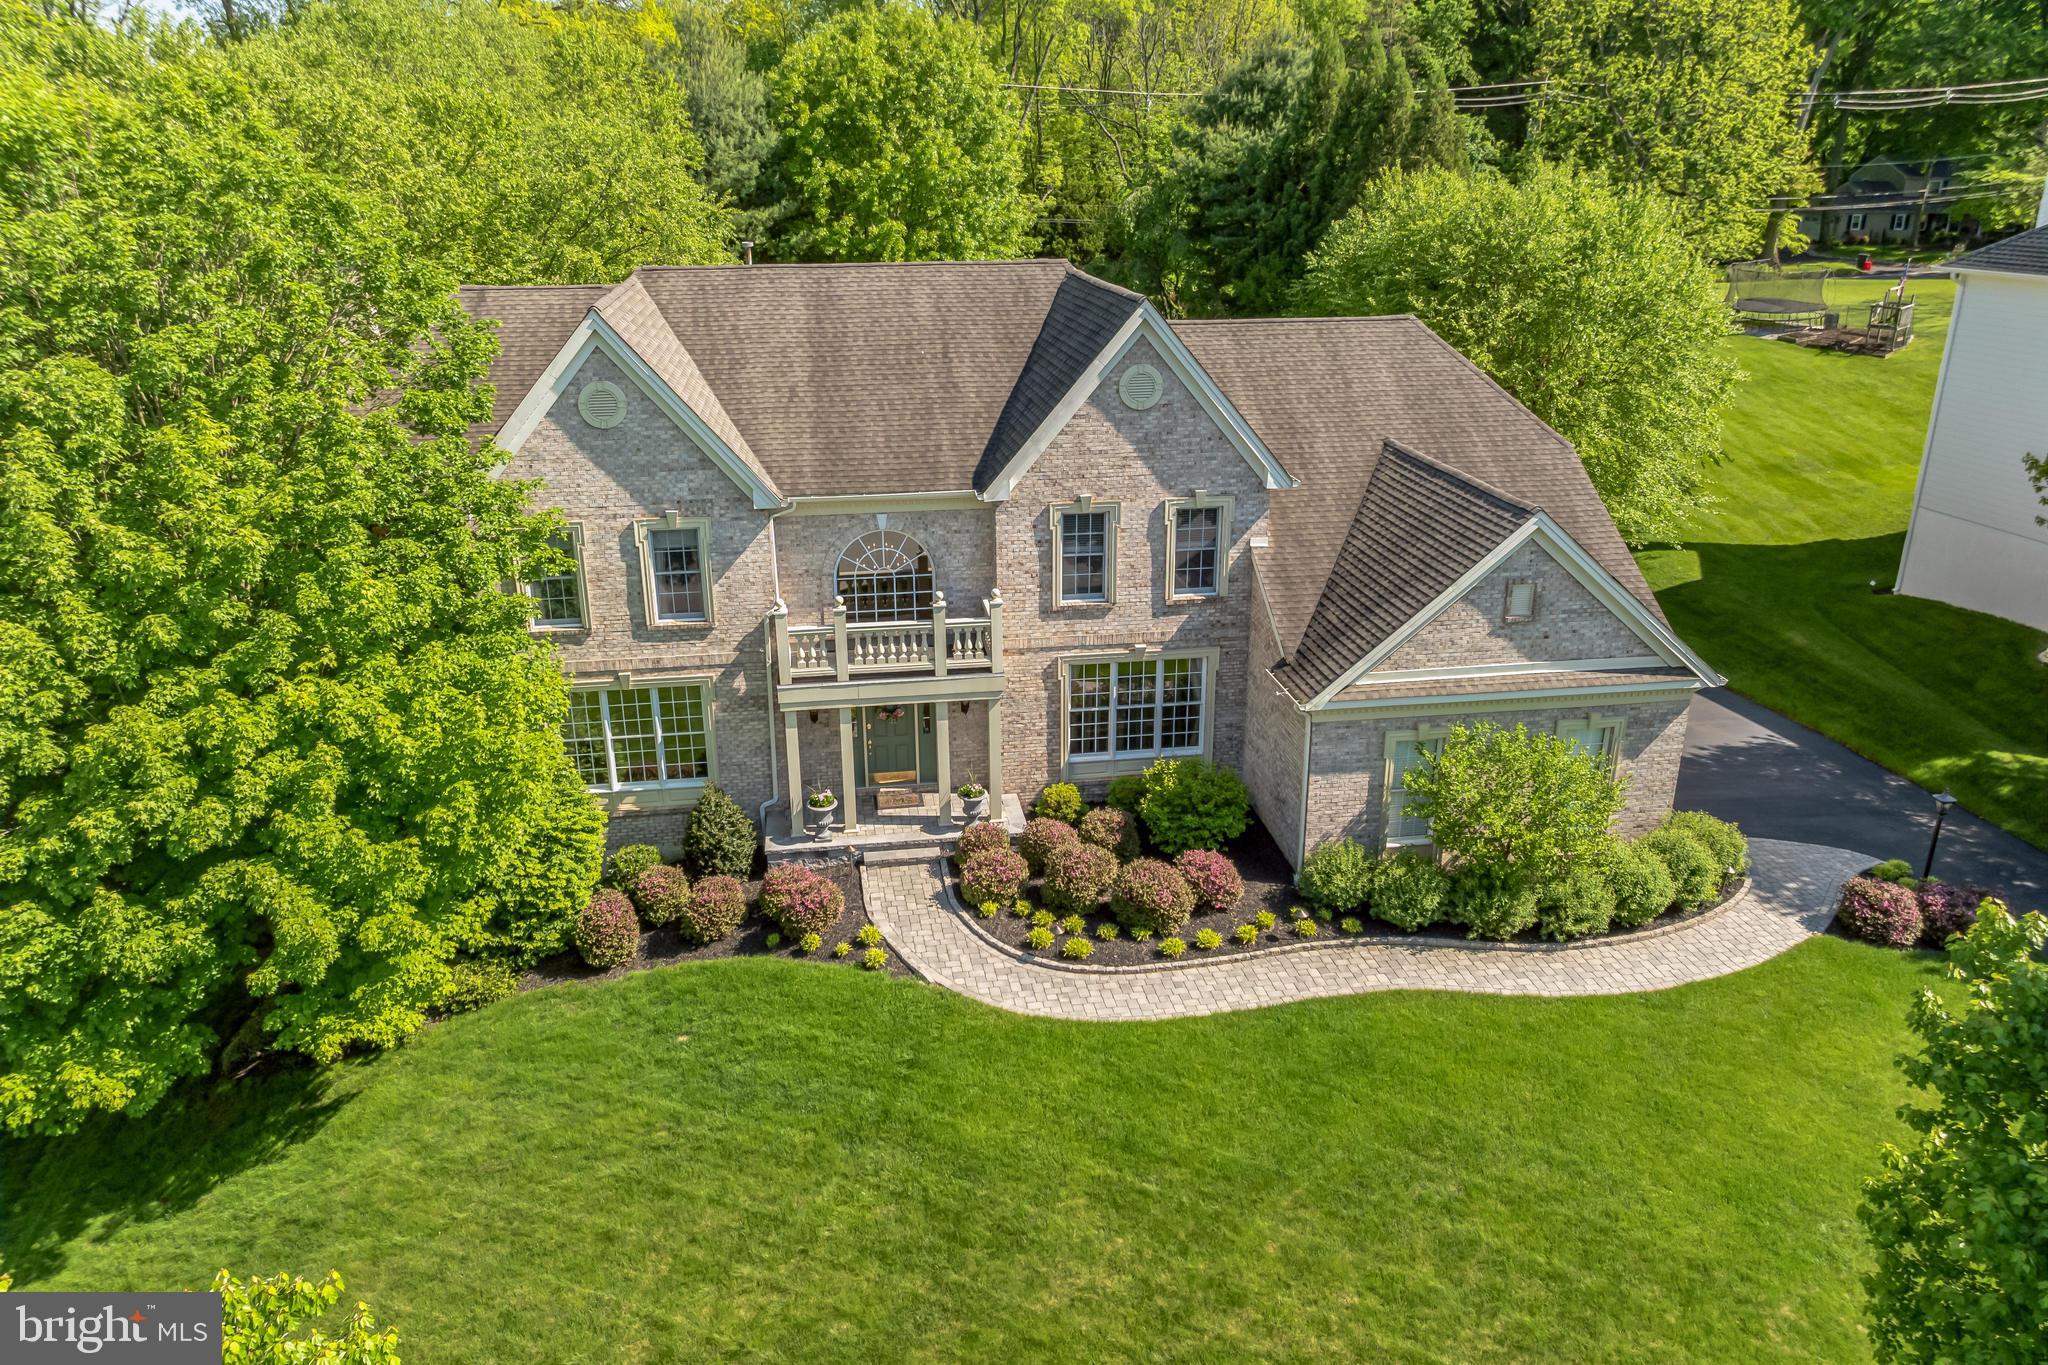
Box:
[680,784,759,880]
[1400,723,1625,888]
[1860,903,2048,1361]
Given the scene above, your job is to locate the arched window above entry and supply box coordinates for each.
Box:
[835,530,935,623]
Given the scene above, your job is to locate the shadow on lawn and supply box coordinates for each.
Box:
[0,1064,350,1284]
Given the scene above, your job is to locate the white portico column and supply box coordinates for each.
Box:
[985,695,1004,821]
[837,705,858,832]
[781,707,803,838]
[933,701,953,826]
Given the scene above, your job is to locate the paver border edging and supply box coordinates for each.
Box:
[931,861,1760,978]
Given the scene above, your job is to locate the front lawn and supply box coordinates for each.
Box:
[1639,276,2048,849]
[7,945,1941,1361]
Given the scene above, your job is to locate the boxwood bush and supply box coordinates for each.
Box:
[1175,848,1244,914]
[1135,757,1249,855]
[606,844,661,890]
[681,784,758,879]
[1297,839,1376,915]
[1370,853,1450,932]
[1642,826,1721,908]
[952,822,1011,866]
[1032,782,1085,824]
[1537,861,1617,941]
[629,864,691,926]
[759,863,845,936]
[1017,816,1080,874]
[679,874,747,944]
[1042,842,1119,916]
[1111,857,1197,936]
[573,889,639,968]
[1838,876,1923,947]
[1447,866,1539,941]
[960,849,1029,907]
[1659,811,1749,879]
[1605,840,1677,928]
[1078,805,1142,861]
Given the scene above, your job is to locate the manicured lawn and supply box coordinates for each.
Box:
[6,947,1942,1361]
[1639,276,2048,850]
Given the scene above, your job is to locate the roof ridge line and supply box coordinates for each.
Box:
[1378,438,1541,518]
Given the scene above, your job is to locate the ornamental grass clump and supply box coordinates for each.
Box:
[678,874,747,944]
[1837,876,1923,947]
[629,864,691,927]
[952,822,1011,866]
[1297,839,1376,916]
[1158,935,1187,958]
[960,849,1029,907]
[1915,881,1986,948]
[1111,858,1197,936]
[1017,816,1081,874]
[1061,936,1093,961]
[573,890,639,968]
[1192,928,1223,950]
[1370,854,1450,932]
[1079,806,1142,861]
[760,863,845,937]
[1031,782,1085,824]
[1024,926,1055,951]
[1605,841,1677,928]
[1041,841,1119,916]
[1175,848,1244,914]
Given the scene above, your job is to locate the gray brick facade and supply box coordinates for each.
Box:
[1372,540,1652,674]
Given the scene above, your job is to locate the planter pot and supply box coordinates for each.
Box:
[805,799,838,840]
[959,791,990,823]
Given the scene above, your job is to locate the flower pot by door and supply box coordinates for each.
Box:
[959,790,989,823]
[805,797,837,840]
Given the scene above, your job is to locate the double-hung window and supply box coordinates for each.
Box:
[1052,500,1118,605]
[1557,715,1624,774]
[1383,730,1447,845]
[1066,654,1207,764]
[1163,494,1233,600]
[525,526,587,631]
[565,683,712,792]
[634,515,714,626]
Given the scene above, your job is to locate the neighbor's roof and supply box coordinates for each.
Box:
[1947,224,2048,277]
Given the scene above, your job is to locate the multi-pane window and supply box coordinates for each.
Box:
[564,684,711,791]
[528,534,584,629]
[1172,506,1221,596]
[648,527,706,621]
[1067,655,1206,761]
[1557,716,1622,774]
[1059,511,1109,603]
[835,530,934,623]
[1384,734,1445,844]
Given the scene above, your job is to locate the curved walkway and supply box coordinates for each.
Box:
[860,838,1869,1021]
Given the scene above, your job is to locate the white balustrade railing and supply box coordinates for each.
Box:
[779,598,999,682]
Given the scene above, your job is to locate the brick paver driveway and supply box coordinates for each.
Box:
[860,838,1869,1021]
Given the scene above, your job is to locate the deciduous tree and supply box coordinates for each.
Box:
[1400,722,1625,885]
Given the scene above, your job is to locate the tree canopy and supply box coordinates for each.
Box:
[1299,162,1739,542]
[1401,721,1626,885]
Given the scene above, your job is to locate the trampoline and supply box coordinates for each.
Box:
[1725,262,1830,328]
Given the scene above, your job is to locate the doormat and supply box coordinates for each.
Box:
[874,789,923,812]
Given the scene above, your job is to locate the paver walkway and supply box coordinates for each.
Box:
[860,838,1869,1021]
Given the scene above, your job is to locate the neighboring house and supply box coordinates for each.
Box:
[1799,157,1961,247]
[461,261,1721,867]
[1896,226,2048,632]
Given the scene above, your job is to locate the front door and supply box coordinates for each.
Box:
[866,706,920,785]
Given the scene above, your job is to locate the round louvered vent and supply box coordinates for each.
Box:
[1118,363,1164,411]
[577,380,625,429]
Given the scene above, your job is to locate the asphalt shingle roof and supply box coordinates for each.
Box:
[1948,224,2048,277]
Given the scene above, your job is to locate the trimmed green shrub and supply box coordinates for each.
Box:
[1032,782,1085,824]
[1537,862,1617,941]
[679,874,747,944]
[953,822,1010,866]
[861,947,888,971]
[1447,866,1539,941]
[1106,773,1147,814]
[760,863,845,936]
[1660,811,1748,878]
[1158,935,1186,958]
[1642,827,1720,907]
[855,922,884,948]
[1175,848,1244,914]
[765,932,782,949]
[1193,927,1223,950]
[1111,858,1197,935]
[1136,757,1250,854]
[960,849,1029,907]
[606,844,661,890]
[1078,805,1142,861]
[680,784,759,879]
[1371,854,1450,932]
[629,865,690,926]
[1042,841,1119,916]
[1061,936,1094,960]
[1869,858,1915,885]
[442,958,520,1014]
[574,889,639,968]
[1297,839,1376,915]
[1024,926,1055,951]
[1838,876,1923,947]
[1017,816,1081,873]
[1131,927,1155,941]
[1605,840,1677,928]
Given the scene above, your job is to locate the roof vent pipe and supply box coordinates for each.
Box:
[741,239,755,266]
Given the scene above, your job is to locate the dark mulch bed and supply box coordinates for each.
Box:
[522,855,915,986]
[954,814,1748,967]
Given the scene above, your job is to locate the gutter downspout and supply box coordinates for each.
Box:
[759,512,788,835]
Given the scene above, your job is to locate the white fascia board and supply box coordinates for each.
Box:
[1360,655,1672,684]
[489,311,786,511]
[784,491,985,515]
[980,303,1295,502]
[1310,676,1702,719]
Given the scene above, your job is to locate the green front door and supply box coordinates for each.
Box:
[866,707,920,785]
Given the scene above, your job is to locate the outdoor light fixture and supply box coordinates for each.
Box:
[808,709,820,724]
[1923,790,1957,879]
[959,700,972,714]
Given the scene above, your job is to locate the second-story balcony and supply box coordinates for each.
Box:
[770,589,1004,687]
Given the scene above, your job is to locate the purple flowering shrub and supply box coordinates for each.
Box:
[629,864,691,926]
[1042,842,1119,915]
[680,874,748,944]
[573,889,639,969]
[1174,848,1244,914]
[953,822,1011,866]
[1915,881,1985,948]
[1837,876,1923,947]
[960,849,1029,907]
[1078,806,1141,861]
[1017,817,1081,874]
[760,863,844,936]
[1111,857,1197,936]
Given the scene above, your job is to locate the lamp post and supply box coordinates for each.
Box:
[1922,790,1957,880]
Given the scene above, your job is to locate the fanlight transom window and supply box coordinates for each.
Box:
[835,530,935,623]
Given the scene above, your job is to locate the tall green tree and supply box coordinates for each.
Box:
[1860,902,2048,1362]
[1125,26,1465,313]
[0,8,593,1135]
[769,2,1036,260]
[1531,0,1818,261]
[1300,163,1738,542]
[229,0,733,284]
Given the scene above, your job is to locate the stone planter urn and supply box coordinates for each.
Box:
[957,783,989,824]
[805,794,838,841]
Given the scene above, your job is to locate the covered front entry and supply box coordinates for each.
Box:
[854,704,937,787]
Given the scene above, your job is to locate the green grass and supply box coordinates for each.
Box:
[1640,277,2048,849]
[6,949,1944,1362]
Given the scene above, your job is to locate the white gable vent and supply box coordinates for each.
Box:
[1118,363,1164,411]
[577,379,625,430]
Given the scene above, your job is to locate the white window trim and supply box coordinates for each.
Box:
[1058,647,1217,778]
[1847,212,1866,232]
[1557,713,1626,775]
[570,675,719,795]
[1382,724,1453,848]
[1889,212,1910,232]
[524,521,590,632]
[1162,491,1235,602]
[1502,577,1537,623]
[632,512,715,628]
[1050,497,1120,608]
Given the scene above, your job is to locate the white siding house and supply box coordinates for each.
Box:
[1896,227,2048,631]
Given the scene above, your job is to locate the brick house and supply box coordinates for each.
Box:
[461,261,1720,868]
